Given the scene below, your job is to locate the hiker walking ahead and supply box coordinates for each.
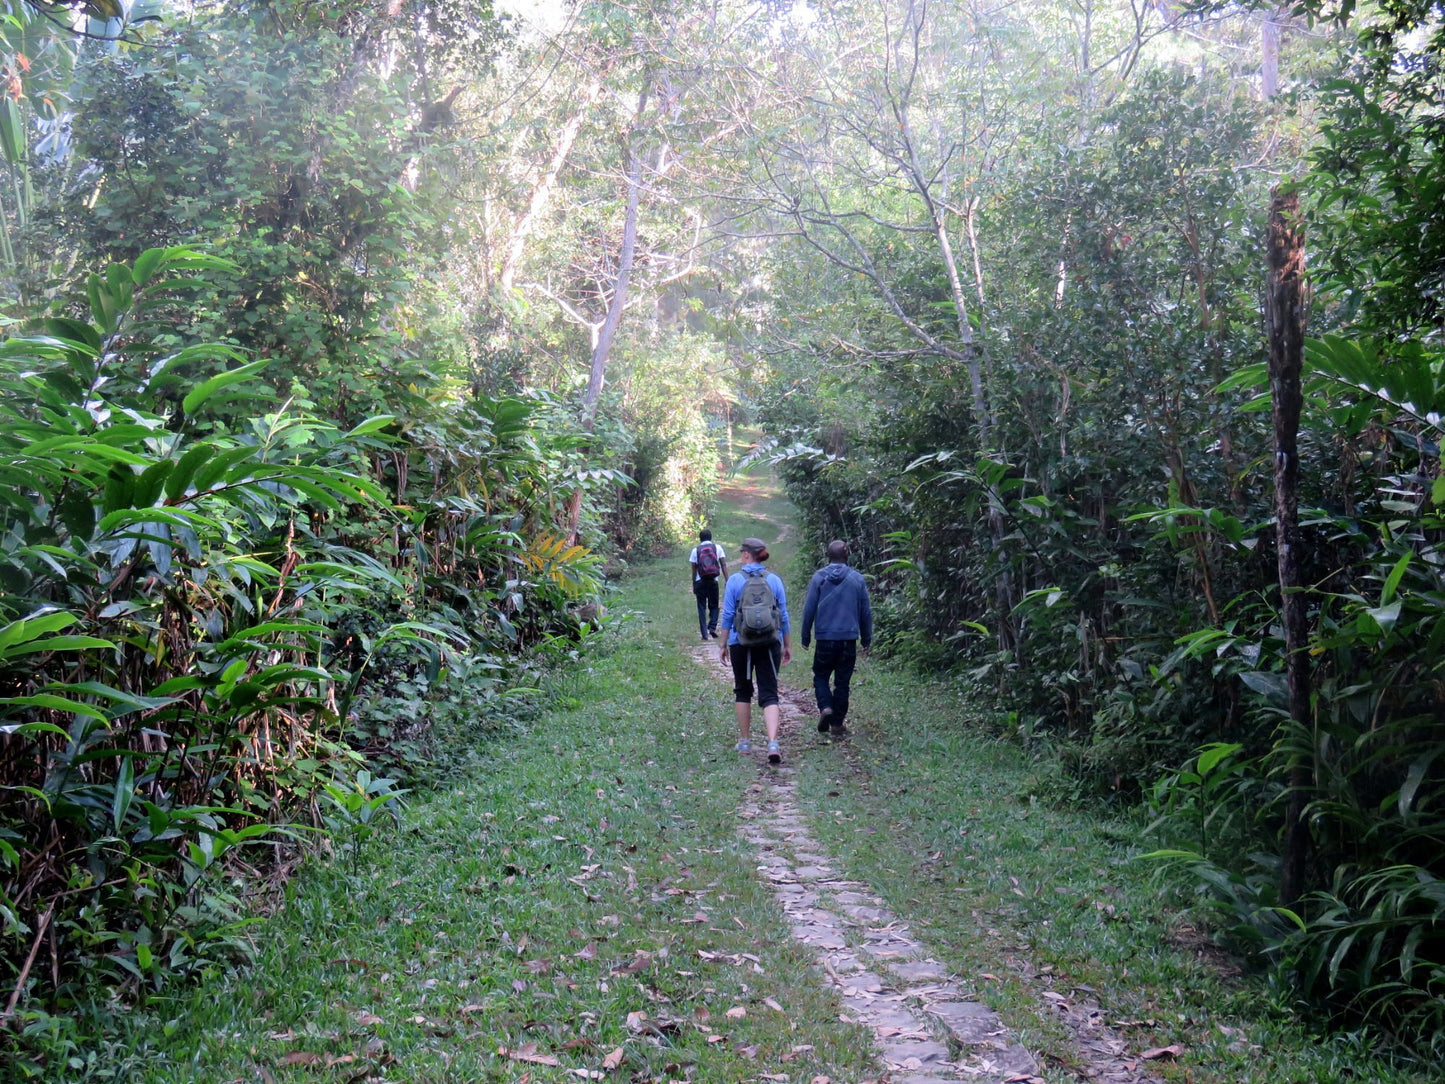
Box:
[718,537,792,764]
[688,529,728,642]
[800,540,872,735]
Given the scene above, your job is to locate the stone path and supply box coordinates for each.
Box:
[741,771,1041,1084]
[695,642,1161,1084]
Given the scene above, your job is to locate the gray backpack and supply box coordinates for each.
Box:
[735,574,781,647]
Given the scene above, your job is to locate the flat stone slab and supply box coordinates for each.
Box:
[889,958,950,983]
[793,924,847,949]
[882,1040,954,1067]
[793,865,834,880]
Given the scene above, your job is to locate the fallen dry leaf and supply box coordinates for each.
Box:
[601,1047,625,1071]
[626,1011,649,1032]
[725,1005,746,1019]
[500,1043,562,1067]
[277,1051,323,1067]
[764,997,784,1013]
[326,1054,356,1068]
[356,1012,383,1026]
[460,1004,487,1014]
[1141,1044,1185,1061]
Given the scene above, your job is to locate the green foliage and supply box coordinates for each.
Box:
[0,245,611,1071]
[757,6,1445,1063]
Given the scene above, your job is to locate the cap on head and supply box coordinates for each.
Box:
[740,537,769,561]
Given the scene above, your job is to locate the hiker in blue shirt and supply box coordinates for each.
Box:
[718,537,792,764]
[800,540,873,735]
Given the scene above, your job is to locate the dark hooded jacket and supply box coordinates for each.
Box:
[800,562,872,648]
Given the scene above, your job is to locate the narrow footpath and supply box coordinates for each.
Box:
[693,642,1152,1084]
[133,483,1400,1084]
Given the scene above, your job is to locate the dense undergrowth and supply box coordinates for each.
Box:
[0,248,635,1074]
[750,3,1445,1066]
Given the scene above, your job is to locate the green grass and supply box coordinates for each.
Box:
[785,667,1431,1084]
[110,476,873,1082]
[93,475,1424,1084]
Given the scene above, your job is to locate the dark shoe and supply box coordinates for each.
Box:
[830,720,848,736]
[709,629,720,639]
[817,710,832,733]
[767,740,781,764]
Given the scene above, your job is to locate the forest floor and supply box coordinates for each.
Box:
[127,479,1426,1084]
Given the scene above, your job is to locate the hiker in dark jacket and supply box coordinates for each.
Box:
[799,540,873,735]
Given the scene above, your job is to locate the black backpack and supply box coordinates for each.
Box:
[695,541,721,579]
[735,573,781,647]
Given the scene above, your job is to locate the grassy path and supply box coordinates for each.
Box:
[133,480,1424,1084]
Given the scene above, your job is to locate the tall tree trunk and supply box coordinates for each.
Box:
[1261,11,1281,100]
[566,83,649,543]
[580,134,643,430]
[1267,185,1311,905]
[499,71,610,293]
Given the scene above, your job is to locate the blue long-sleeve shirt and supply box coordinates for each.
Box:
[718,564,790,646]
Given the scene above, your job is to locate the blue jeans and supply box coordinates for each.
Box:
[694,578,719,638]
[812,639,857,725]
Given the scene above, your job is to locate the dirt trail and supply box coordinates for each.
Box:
[692,641,1159,1084]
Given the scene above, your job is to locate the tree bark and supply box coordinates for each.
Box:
[1261,10,1281,100]
[499,70,609,294]
[566,82,649,543]
[580,87,648,432]
[1267,184,1311,906]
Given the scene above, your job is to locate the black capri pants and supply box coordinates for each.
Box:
[729,642,783,708]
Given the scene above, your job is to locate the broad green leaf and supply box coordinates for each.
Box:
[0,695,108,722]
[165,443,217,501]
[0,612,76,651]
[342,415,396,440]
[1381,551,1411,605]
[191,446,261,492]
[5,634,117,656]
[1196,742,1242,777]
[0,98,24,164]
[1364,600,1402,633]
[181,360,271,415]
[131,248,165,288]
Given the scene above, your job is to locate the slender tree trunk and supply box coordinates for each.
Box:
[567,83,650,543]
[499,71,609,293]
[1261,12,1281,100]
[580,98,646,430]
[1267,185,1311,905]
